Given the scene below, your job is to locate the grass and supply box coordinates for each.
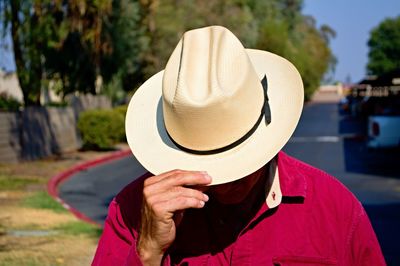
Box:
[0,150,118,265]
[21,191,102,237]
[0,174,43,191]
[0,258,42,266]
[22,191,68,213]
[56,221,102,238]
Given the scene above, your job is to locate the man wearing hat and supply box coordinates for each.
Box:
[92,26,385,265]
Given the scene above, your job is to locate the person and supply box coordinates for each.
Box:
[92,26,385,265]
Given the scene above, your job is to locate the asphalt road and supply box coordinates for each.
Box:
[59,91,400,265]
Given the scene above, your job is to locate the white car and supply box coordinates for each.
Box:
[367,115,400,148]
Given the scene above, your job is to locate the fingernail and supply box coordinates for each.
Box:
[201,172,212,182]
[199,201,205,207]
[203,194,209,201]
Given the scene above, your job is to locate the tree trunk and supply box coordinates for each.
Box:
[9,0,32,106]
[10,1,43,106]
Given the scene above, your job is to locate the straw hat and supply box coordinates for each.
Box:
[126,26,303,185]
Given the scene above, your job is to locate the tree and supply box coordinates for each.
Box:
[101,0,147,97]
[0,0,62,105]
[367,16,400,76]
[45,0,113,97]
[142,0,335,100]
[1,0,335,104]
[250,0,336,100]
[1,0,146,104]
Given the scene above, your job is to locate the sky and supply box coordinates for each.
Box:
[303,0,400,83]
[1,1,400,83]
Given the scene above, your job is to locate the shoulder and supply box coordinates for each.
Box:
[280,152,360,205]
[279,152,371,251]
[279,152,364,224]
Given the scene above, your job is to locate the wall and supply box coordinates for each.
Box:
[0,94,112,162]
[0,112,21,163]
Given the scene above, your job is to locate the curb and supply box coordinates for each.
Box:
[47,149,132,226]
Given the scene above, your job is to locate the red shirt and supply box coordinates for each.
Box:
[92,152,385,265]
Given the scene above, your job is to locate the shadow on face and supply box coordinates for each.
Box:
[207,166,266,205]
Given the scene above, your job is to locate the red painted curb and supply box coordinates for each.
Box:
[47,149,132,226]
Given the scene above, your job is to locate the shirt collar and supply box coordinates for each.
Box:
[264,151,307,209]
[277,151,307,198]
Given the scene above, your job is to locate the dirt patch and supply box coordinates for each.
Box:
[0,199,99,266]
[0,143,129,180]
[0,234,97,266]
[0,207,77,230]
[0,145,129,266]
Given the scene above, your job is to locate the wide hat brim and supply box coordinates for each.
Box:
[126,49,304,185]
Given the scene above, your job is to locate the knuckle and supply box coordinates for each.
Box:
[175,197,189,206]
[171,169,183,174]
[143,177,155,187]
[143,187,151,198]
[177,196,198,207]
[171,186,183,194]
[150,202,163,215]
[193,190,203,199]
[175,173,188,183]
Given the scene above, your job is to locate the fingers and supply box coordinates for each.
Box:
[143,169,182,186]
[143,170,212,219]
[145,170,212,194]
[148,186,209,204]
[138,169,212,256]
[151,196,206,218]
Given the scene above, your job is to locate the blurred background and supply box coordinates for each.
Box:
[0,0,399,265]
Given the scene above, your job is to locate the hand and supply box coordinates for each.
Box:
[137,170,212,265]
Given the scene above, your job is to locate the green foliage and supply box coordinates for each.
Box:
[1,0,63,105]
[1,0,335,104]
[44,101,68,107]
[141,0,335,101]
[23,191,68,213]
[367,16,400,76]
[101,71,126,105]
[114,105,128,119]
[77,109,125,150]
[113,105,128,142]
[43,0,113,97]
[101,0,147,92]
[1,0,143,103]
[0,92,21,111]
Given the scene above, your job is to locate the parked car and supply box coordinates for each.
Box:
[339,95,363,116]
[359,96,396,117]
[367,115,400,148]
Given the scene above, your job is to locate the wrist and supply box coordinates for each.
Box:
[137,240,164,266]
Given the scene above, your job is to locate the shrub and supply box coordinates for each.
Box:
[77,109,125,150]
[114,104,128,119]
[0,92,21,111]
[113,105,128,142]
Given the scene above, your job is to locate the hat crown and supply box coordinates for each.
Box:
[162,26,264,151]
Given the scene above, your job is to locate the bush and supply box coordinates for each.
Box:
[114,104,128,119]
[0,92,21,111]
[77,109,125,150]
[113,105,128,142]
